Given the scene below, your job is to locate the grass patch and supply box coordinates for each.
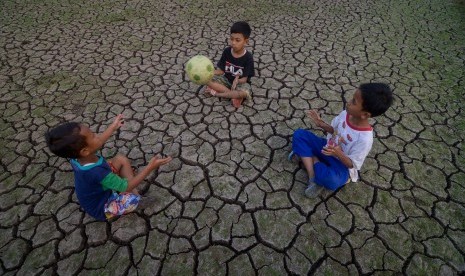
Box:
[175,0,311,21]
[35,72,71,89]
[101,8,143,23]
[1,0,150,29]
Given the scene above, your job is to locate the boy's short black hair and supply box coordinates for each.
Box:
[45,122,86,159]
[231,21,251,39]
[359,83,393,117]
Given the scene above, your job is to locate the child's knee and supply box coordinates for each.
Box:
[314,174,346,191]
[207,80,218,87]
[113,154,130,165]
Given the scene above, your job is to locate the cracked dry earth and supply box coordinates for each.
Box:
[1,0,464,275]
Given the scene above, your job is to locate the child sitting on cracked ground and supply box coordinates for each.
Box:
[205,21,254,108]
[45,114,172,221]
[290,83,393,197]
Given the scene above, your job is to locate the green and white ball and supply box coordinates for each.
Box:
[185,55,214,85]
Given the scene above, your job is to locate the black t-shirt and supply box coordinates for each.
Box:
[217,47,254,84]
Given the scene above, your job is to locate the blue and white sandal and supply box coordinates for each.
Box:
[304,180,324,198]
[288,151,295,161]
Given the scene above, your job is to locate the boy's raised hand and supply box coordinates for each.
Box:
[97,114,125,146]
[307,110,323,127]
[148,155,172,170]
[110,114,125,131]
[126,155,173,192]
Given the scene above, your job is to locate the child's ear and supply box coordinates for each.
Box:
[362,111,372,119]
[80,147,90,157]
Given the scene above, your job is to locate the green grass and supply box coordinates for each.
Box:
[175,0,311,21]
[0,0,150,29]
[35,72,69,88]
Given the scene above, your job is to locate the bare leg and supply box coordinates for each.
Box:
[301,156,324,197]
[206,81,228,95]
[301,156,320,181]
[216,90,249,99]
[109,154,139,195]
[206,81,249,99]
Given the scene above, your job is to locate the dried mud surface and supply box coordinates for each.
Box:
[1,0,464,274]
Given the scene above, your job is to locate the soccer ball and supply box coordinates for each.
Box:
[185,55,214,85]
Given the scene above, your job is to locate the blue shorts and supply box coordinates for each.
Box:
[292,129,349,190]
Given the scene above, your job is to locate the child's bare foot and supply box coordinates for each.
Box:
[232,98,244,108]
[232,90,251,108]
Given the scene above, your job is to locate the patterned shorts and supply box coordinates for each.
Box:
[212,75,252,94]
[104,192,140,220]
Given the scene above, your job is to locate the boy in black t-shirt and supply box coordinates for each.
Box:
[205,21,255,108]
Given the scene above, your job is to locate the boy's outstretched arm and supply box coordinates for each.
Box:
[307,110,334,134]
[125,155,172,192]
[97,114,124,147]
[322,145,354,168]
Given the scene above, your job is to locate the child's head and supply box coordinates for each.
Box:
[358,83,393,117]
[230,21,251,53]
[231,21,251,39]
[45,122,85,158]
